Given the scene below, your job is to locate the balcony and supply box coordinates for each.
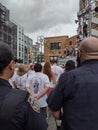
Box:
[92,16,98,24]
[91,29,98,36]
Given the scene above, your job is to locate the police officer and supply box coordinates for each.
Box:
[0,42,47,130]
[47,37,98,130]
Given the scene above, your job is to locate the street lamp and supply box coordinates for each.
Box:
[37,36,44,62]
[37,36,44,54]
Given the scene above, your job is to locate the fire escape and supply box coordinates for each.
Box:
[77,0,98,43]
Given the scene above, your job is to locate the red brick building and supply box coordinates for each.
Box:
[44,35,77,62]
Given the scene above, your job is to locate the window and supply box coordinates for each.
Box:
[19,46,21,51]
[69,41,72,46]
[50,42,61,50]
[8,36,11,44]
[4,34,7,41]
[8,28,11,33]
[4,25,7,31]
[50,56,58,62]
[19,52,21,57]
[1,14,5,19]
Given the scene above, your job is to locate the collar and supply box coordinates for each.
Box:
[0,78,12,88]
[81,59,98,66]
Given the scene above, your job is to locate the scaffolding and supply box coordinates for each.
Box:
[77,0,98,43]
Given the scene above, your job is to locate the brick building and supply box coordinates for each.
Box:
[44,35,77,62]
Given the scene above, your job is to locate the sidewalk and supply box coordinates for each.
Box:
[47,115,57,130]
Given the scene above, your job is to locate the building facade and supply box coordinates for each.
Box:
[24,35,33,64]
[44,35,77,63]
[17,24,24,63]
[77,0,98,43]
[0,3,34,64]
[0,3,17,58]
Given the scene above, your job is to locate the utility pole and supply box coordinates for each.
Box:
[37,36,44,62]
[37,36,44,54]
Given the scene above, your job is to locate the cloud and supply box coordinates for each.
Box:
[0,0,79,41]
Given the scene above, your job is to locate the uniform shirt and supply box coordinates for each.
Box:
[47,60,98,130]
[0,78,47,130]
[26,72,50,108]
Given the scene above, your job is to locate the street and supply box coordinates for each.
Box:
[47,115,57,130]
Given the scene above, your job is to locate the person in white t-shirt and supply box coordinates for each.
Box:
[26,64,35,77]
[43,62,56,96]
[9,67,18,88]
[51,60,63,82]
[14,64,29,90]
[26,63,50,118]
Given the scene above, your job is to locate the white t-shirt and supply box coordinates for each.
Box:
[9,78,14,88]
[50,80,56,88]
[15,73,28,90]
[9,71,18,88]
[51,65,63,82]
[26,72,50,108]
[27,70,35,77]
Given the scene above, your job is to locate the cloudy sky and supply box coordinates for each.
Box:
[0,0,79,43]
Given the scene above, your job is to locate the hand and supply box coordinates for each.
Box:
[34,94,39,100]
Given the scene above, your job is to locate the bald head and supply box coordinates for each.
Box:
[79,37,98,55]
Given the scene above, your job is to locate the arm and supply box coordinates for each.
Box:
[35,86,49,100]
[47,73,66,117]
[49,109,61,119]
[25,77,35,97]
[13,81,17,88]
[25,87,34,97]
[35,75,50,99]
[52,71,56,84]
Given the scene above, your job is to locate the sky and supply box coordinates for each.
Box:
[0,0,79,43]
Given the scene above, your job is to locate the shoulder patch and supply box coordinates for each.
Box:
[28,95,40,113]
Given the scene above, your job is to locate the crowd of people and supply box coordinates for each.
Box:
[0,36,98,130]
[8,59,67,119]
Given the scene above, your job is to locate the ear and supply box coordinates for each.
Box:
[77,50,83,58]
[8,60,15,70]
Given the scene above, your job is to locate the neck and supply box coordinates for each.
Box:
[0,71,10,81]
[0,75,9,81]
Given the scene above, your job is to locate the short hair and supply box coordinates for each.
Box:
[65,60,75,72]
[51,60,57,64]
[0,42,14,74]
[34,63,42,72]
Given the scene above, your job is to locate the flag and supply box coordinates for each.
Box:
[36,42,40,49]
[29,47,33,59]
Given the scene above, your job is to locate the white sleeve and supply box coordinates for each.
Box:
[44,74,50,87]
[26,77,31,87]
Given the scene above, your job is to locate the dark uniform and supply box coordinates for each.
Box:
[47,60,98,130]
[0,78,47,130]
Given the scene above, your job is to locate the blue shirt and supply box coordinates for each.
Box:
[47,60,98,130]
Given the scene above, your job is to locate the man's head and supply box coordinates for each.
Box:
[51,60,57,65]
[0,42,15,79]
[34,63,42,72]
[77,37,98,65]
